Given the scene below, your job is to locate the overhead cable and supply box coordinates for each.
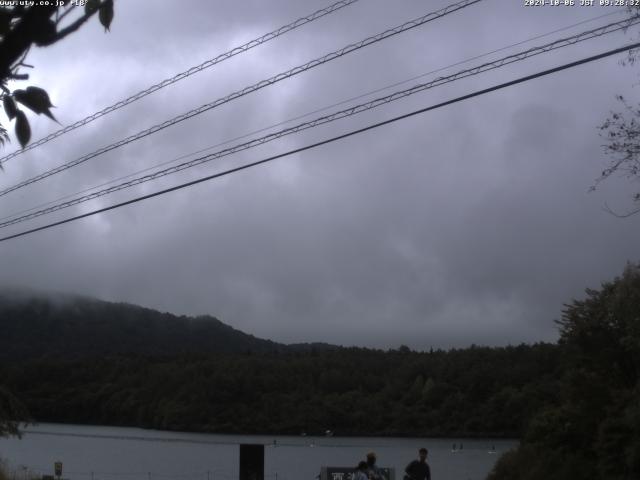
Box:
[1,41,638,244]
[0,8,622,225]
[0,0,483,197]
[0,0,360,165]
[1,15,637,229]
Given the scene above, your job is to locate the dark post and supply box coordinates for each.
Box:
[239,444,264,480]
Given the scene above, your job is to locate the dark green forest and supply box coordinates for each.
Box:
[0,263,639,479]
[0,343,560,437]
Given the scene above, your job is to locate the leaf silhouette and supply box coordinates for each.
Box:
[0,122,8,146]
[3,96,17,120]
[33,18,57,46]
[85,0,101,15]
[13,87,57,122]
[15,110,30,148]
[99,0,114,32]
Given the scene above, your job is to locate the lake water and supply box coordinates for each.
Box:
[0,424,517,480]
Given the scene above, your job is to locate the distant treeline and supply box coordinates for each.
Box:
[0,343,559,437]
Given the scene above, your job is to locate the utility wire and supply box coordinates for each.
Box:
[1,15,637,230]
[1,41,637,244]
[0,0,483,198]
[0,8,623,225]
[0,0,360,165]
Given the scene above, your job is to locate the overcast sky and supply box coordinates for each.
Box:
[0,0,638,349]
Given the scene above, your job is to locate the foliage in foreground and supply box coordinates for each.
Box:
[0,1,114,149]
[0,457,42,480]
[0,385,29,438]
[488,263,640,480]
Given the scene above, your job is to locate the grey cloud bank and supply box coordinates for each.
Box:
[0,0,638,349]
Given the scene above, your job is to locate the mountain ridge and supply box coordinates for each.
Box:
[0,288,337,360]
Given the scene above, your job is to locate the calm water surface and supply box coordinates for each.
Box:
[0,424,517,480]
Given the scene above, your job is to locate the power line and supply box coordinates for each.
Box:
[1,15,637,230]
[1,41,637,244]
[0,9,623,225]
[0,0,360,165]
[0,0,483,198]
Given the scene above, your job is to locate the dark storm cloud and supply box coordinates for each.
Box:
[0,0,638,349]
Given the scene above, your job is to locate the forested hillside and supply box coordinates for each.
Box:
[0,289,285,359]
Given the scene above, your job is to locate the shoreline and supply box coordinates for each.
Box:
[14,421,519,444]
